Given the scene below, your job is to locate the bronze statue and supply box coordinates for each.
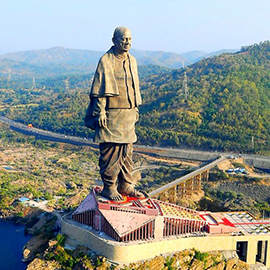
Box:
[85,27,144,201]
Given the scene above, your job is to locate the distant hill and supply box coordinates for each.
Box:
[0,47,181,82]
[0,58,96,80]
[179,50,206,63]
[0,47,188,68]
[131,49,188,68]
[137,41,270,153]
[0,47,239,82]
[204,49,239,58]
[0,46,102,66]
[179,49,239,63]
[0,47,101,81]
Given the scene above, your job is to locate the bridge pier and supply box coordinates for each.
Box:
[193,173,202,191]
[186,179,193,196]
[177,182,186,199]
[155,169,209,204]
[201,170,209,181]
[168,186,177,204]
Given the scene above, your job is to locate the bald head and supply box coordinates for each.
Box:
[112,27,132,54]
[113,27,131,40]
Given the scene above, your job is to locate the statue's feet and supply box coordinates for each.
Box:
[101,186,123,201]
[118,183,144,199]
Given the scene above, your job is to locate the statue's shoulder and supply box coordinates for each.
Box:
[128,53,136,61]
[128,53,138,66]
[99,48,114,65]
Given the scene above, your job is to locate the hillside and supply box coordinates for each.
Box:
[138,41,270,153]
[0,42,269,153]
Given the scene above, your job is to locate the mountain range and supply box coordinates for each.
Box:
[0,46,238,80]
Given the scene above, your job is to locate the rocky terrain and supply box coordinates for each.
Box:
[217,181,270,202]
[22,212,58,262]
[26,246,250,270]
[202,158,270,217]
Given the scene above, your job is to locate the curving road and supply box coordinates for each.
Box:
[1,115,270,169]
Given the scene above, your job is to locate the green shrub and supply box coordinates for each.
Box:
[194,250,209,261]
[56,234,66,247]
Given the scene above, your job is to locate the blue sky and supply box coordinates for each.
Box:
[0,0,269,54]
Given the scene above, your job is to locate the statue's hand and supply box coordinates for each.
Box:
[98,114,107,128]
[135,108,139,122]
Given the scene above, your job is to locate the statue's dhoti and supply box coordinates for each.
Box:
[94,108,138,143]
[99,143,134,193]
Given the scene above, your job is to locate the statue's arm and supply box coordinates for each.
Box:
[92,97,107,128]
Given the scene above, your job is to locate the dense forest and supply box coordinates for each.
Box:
[0,41,270,153]
[138,41,270,153]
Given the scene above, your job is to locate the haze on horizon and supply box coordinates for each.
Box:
[0,0,269,55]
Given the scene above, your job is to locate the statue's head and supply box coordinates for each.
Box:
[112,27,132,53]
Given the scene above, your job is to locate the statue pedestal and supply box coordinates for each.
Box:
[60,187,210,263]
[62,187,270,266]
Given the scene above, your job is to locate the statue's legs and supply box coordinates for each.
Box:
[117,143,135,192]
[117,143,144,198]
[99,142,123,201]
[99,143,143,200]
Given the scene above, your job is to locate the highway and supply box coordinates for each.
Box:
[1,115,270,169]
[0,115,99,148]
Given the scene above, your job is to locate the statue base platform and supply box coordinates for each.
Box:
[60,187,270,265]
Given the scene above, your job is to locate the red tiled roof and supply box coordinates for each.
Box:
[73,192,97,214]
[100,209,155,237]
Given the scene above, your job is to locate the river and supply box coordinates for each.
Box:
[0,219,31,270]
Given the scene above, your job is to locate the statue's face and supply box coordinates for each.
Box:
[113,29,132,53]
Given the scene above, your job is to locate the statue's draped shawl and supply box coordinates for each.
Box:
[90,47,142,106]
